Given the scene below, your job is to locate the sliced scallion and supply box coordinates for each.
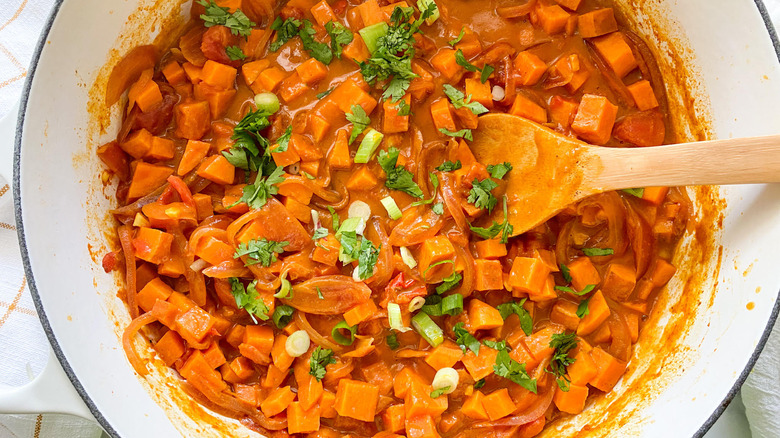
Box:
[381,196,403,220]
[399,246,417,269]
[353,129,384,163]
[441,293,464,316]
[331,320,357,346]
[388,302,411,332]
[358,22,389,54]
[412,312,444,347]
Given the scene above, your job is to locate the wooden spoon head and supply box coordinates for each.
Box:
[470,114,595,236]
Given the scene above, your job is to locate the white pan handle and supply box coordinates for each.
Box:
[0,101,19,182]
[0,349,94,419]
[0,102,95,420]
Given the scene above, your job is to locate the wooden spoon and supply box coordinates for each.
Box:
[470,113,780,236]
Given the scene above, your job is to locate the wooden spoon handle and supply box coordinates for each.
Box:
[588,134,780,191]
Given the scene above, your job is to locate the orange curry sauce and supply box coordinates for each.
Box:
[99,0,691,436]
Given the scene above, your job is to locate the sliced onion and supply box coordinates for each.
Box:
[190,258,209,272]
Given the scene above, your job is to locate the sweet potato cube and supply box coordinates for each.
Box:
[474,239,507,259]
[241,59,270,85]
[147,136,175,161]
[602,263,637,301]
[260,386,296,417]
[154,330,186,366]
[430,98,457,132]
[335,379,380,421]
[296,58,329,85]
[465,78,493,109]
[201,60,238,90]
[287,402,320,434]
[279,72,309,102]
[345,165,378,190]
[572,94,618,145]
[576,290,610,336]
[468,299,503,331]
[555,0,582,10]
[382,404,406,433]
[328,129,352,170]
[568,350,598,385]
[589,347,627,391]
[430,48,462,82]
[592,32,638,78]
[508,256,551,297]
[137,277,174,312]
[462,390,489,420]
[461,346,498,381]
[578,8,618,38]
[311,0,338,27]
[474,259,504,291]
[509,94,547,124]
[383,95,411,134]
[132,227,173,264]
[514,51,547,86]
[627,80,660,111]
[424,340,464,370]
[197,154,235,185]
[344,300,378,327]
[549,95,579,129]
[404,380,448,418]
[121,128,153,159]
[405,415,439,438]
[312,234,341,266]
[550,300,580,331]
[257,67,289,92]
[567,257,601,291]
[482,389,515,421]
[162,61,187,86]
[537,5,571,35]
[174,100,211,140]
[554,384,589,414]
[342,32,370,63]
[178,140,211,175]
[418,236,456,283]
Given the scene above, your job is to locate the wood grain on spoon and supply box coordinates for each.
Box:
[471,113,780,236]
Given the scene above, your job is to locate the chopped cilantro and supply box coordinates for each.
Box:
[432,202,444,215]
[547,333,578,392]
[497,299,533,336]
[234,237,289,267]
[269,16,301,51]
[467,178,498,213]
[299,20,333,64]
[386,333,400,350]
[229,165,286,209]
[274,126,293,152]
[226,45,246,60]
[443,84,488,115]
[357,238,381,280]
[577,296,591,318]
[411,173,439,206]
[554,284,595,296]
[453,322,480,355]
[346,105,371,144]
[309,346,337,381]
[378,147,424,198]
[560,264,572,283]
[430,386,450,398]
[198,0,255,38]
[325,21,354,59]
[487,162,513,179]
[470,196,513,243]
[228,278,269,323]
[436,160,462,172]
[316,88,334,99]
[439,127,473,141]
[494,348,537,393]
[449,28,465,46]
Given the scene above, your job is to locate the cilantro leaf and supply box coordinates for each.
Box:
[546,333,578,392]
[560,264,572,283]
[312,226,329,241]
[494,349,537,393]
[358,5,432,101]
[436,160,462,172]
[411,173,439,206]
[449,28,465,46]
[317,286,324,299]
[377,147,424,198]
[386,333,400,350]
[480,64,494,83]
[309,346,337,381]
[325,21,353,59]
[357,238,381,280]
[496,299,533,336]
[487,162,513,179]
[226,45,246,60]
[228,278,270,323]
[453,322,480,355]
[455,49,480,72]
[474,378,486,389]
[223,108,274,172]
[470,198,513,243]
[272,305,295,328]
[576,297,591,318]
[198,0,255,38]
[338,230,360,264]
[299,20,333,64]
[396,98,412,116]
[582,247,615,257]
[432,202,444,215]
[269,16,302,51]
[442,84,488,115]
[430,386,450,398]
[439,127,473,141]
[234,238,289,267]
[622,188,644,197]
[483,339,507,351]
[316,88,333,99]
[327,206,340,230]
[555,284,596,296]
[468,179,499,213]
[346,105,371,144]
[231,165,286,209]
[274,126,293,152]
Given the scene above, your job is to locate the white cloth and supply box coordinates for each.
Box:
[0,1,104,437]
[0,1,778,438]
